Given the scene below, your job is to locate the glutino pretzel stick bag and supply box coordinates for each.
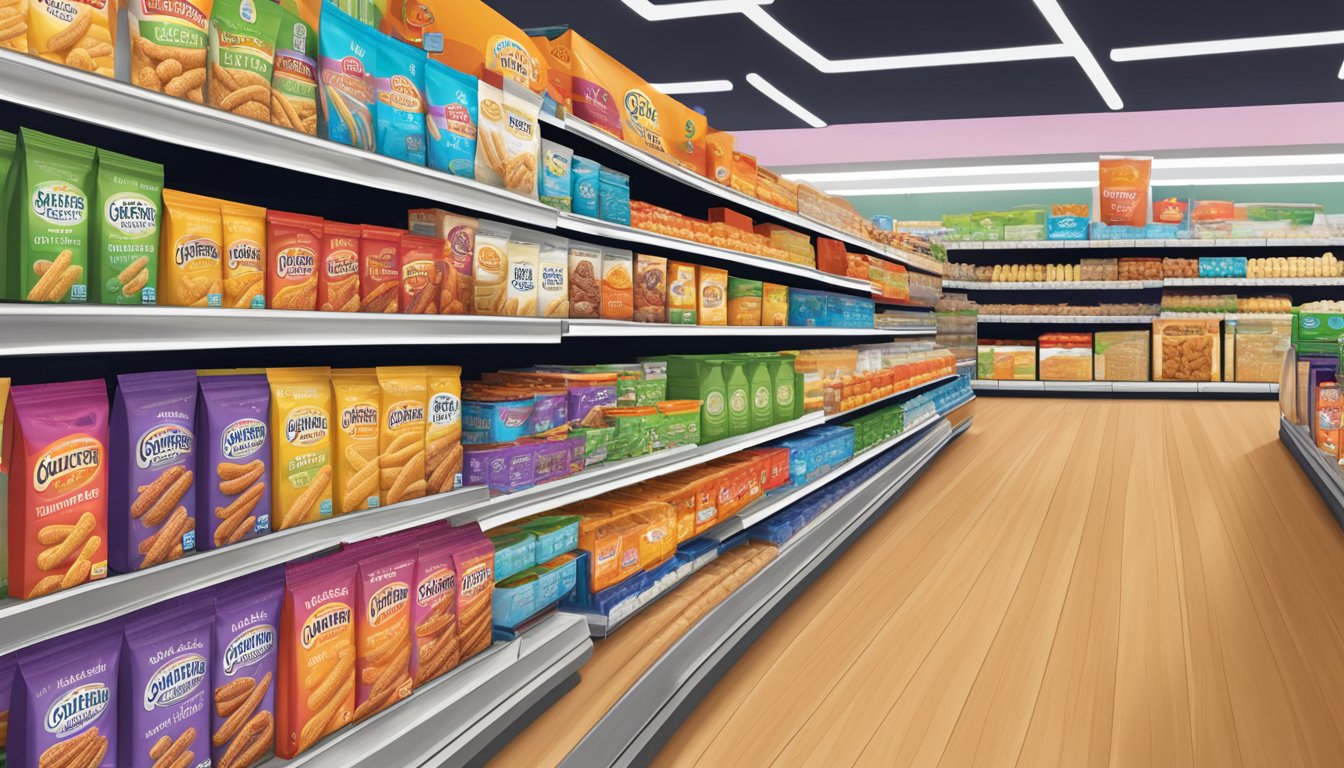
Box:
[424,366,462,495]
[11,622,120,768]
[5,379,109,600]
[267,367,333,531]
[91,149,162,306]
[376,366,427,505]
[348,541,414,720]
[11,128,96,304]
[278,555,355,758]
[221,201,267,309]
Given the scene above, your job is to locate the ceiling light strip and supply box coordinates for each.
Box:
[649,79,735,94]
[1031,0,1123,110]
[790,154,1344,184]
[832,175,1344,196]
[745,72,826,128]
[1111,29,1344,62]
[617,0,771,22]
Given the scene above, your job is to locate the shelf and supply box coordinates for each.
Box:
[943,280,1162,290]
[556,417,961,767]
[1164,277,1344,287]
[562,319,916,338]
[549,116,943,275]
[260,612,592,768]
[976,315,1157,324]
[0,304,563,356]
[448,412,827,532]
[946,237,1340,250]
[1280,417,1344,527]
[577,546,722,638]
[555,213,873,293]
[1158,313,1292,321]
[971,380,1278,395]
[0,49,559,229]
[821,374,961,423]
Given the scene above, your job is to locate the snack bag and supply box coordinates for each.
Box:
[359,225,401,313]
[1,0,25,51]
[567,242,601,319]
[474,73,506,187]
[119,603,211,768]
[667,260,696,325]
[503,234,539,317]
[425,366,462,494]
[211,569,282,768]
[196,373,270,549]
[320,221,361,312]
[129,0,207,94]
[221,201,267,309]
[500,79,541,198]
[271,8,319,135]
[373,35,427,166]
[706,130,734,186]
[10,623,119,768]
[109,370,197,573]
[411,531,459,685]
[400,234,441,314]
[633,253,666,323]
[159,189,223,308]
[266,210,322,311]
[600,248,633,321]
[208,0,282,122]
[33,0,116,77]
[407,208,475,314]
[537,237,568,318]
[425,60,478,179]
[1098,156,1152,227]
[570,156,599,218]
[331,369,380,514]
[278,557,354,758]
[539,139,573,211]
[471,221,508,315]
[317,3,377,151]
[697,266,727,326]
[451,524,494,660]
[762,282,788,326]
[10,128,95,303]
[267,367,332,530]
[377,366,427,505]
[91,149,162,306]
[5,379,109,599]
[351,544,414,719]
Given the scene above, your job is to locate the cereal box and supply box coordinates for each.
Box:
[762,282,788,326]
[727,277,762,326]
[667,260,697,325]
[633,253,666,323]
[697,266,727,326]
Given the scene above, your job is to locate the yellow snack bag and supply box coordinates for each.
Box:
[30,0,116,76]
[762,282,788,326]
[268,367,333,530]
[160,189,224,307]
[220,201,266,309]
[2,0,27,52]
[425,366,462,495]
[331,369,380,515]
[376,366,427,506]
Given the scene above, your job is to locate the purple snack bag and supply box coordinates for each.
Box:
[119,603,211,768]
[12,622,121,768]
[212,567,282,767]
[0,652,14,754]
[196,375,272,550]
[110,370,198,574]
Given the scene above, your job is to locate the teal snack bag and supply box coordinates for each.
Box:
[425,60,478,178]
[0,129,15,299]
[539,140,573,212]
[317,2,377,151]
[571,155,600,218]
[91,149,163,305]
[374,35,427,166]
[9,128,96,303]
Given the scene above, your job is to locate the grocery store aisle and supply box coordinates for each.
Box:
[648,397,1344,768]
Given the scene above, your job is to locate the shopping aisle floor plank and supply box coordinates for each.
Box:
[644,398,1344,768]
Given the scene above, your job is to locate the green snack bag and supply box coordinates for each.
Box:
[9,129,96,303]
[91,150,163,305]
[0,129,16,300]
[740,356,773,433]
[655,356,728,443]
[271,7,319,135]
[716,358,751,437]
[209,0,284,121]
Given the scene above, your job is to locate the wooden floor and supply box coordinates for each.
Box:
[497,398,1344,768]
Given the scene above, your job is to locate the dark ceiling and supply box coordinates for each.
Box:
[490,0,1344,130]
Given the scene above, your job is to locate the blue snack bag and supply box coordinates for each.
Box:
[539,140,573,211]
[373,35,428,165]
[425,59,478,178]
[598,167,631,225]
[572,155,600,218]
[317,2,377,151]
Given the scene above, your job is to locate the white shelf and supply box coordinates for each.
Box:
[971,380,1278,394]
[945,237,1340,250]
[1164,277,1344,286]
[260,612,591,768]
[562,319,914,338]
[1158,313,1292,321]
[0,49,559,229]
[821,374,960,423]
[576,547,721,638]
[976,315,1157,324]
[555,213,873,293]
[0,304,563,356]
[1280,417,1344,525]
[943,280,1161,290]
[552,116,943,275]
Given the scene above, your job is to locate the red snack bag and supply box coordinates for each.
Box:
[320,222,362,312]
[450,524,495,661]
[277,554,356,758]
[5,380,110,600]
[266,211,324,311]
[345,541,415,720]
[400,234,443,314]
[1098,156,1152,227]
[360,225,403,313]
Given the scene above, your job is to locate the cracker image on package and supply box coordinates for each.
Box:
[129,0,210,97]
[331,368,380,514]
[377,366,427,505]
[278,556,355,758]
[91,149,162,305]
[10,623,119,768]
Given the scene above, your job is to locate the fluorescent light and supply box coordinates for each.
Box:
[1154,175,1344,186]
[1111,29,1344,61]
[1156,153,1344,169]
[832,175,1344,196]
[745,73,826,128]
[649,79,734,95]
[1031,0,1122,110]
[618,0,771,21]
[1338,58,1344,78]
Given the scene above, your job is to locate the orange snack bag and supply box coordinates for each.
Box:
[706,130,734,186]
[377,366,427,505]
[400,234,443,314]
[452,524,495,661]
[221,201,266,309]
[1097,156,1152,226]
[5,379,109,600]
[731,152,757,197]
[268,367,333,530]
[359,225,403,313]
[350,543,414,720]
[600,249,634,321]
[382,0,547,94]
[331,369,380,514]
[267,210,323,311]
[278,555,355,758]
[320,222,362,312]
[159,189,223,308]
[697,265,727,326]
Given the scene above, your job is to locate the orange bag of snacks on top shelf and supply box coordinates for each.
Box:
[1097,156,1151,226]
[221,201,267,309]
[382,0,547,95]
[706,131,734,187]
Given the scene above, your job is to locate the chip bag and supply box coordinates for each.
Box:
[400,233,441,314]
[267,367,332,530]
[278,555,355,759]
[10,128,95,303]
[320,220,362,312]
[91,149,162,305]
[211,570,282,766]
[373,34,427,166]
[221,201,267,309]
[271,7,319,135]
[425,366,462,495]
[1098,156,1152,227]
[377,366,427,505]
[318,2,377,151]
[425,60,478,179]
[331,369,380,514]
[160,189,224,307]
[267,210,323,311]
[208,0,282,122]
[196,373,271,549]
[359,224,402,313]
[35,0,117,77]
[350,543,414,719]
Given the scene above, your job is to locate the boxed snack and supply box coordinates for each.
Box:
[1152,319,1221,382]
[1317,384,1342,456]
[697,266,728,326]
[600,248,634,321]
[120,602,212,768]
[221,202,267,309]
[1094,331,1150,382]
[197,373,271,548]
[731,152,757,197]
[267,367,333,530]
[1038,333,1093,381]
[1229,317,1292,383]
[667,261,697,325]
[710,207,753,233]
[10,128,96,303]
[1097,156,1151,227]
[633,253,667,323]
[91,149,162,305]
[359,224,403,313]
[762,283,788,326]
[727,277,762,326]
[266,210,323,311]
